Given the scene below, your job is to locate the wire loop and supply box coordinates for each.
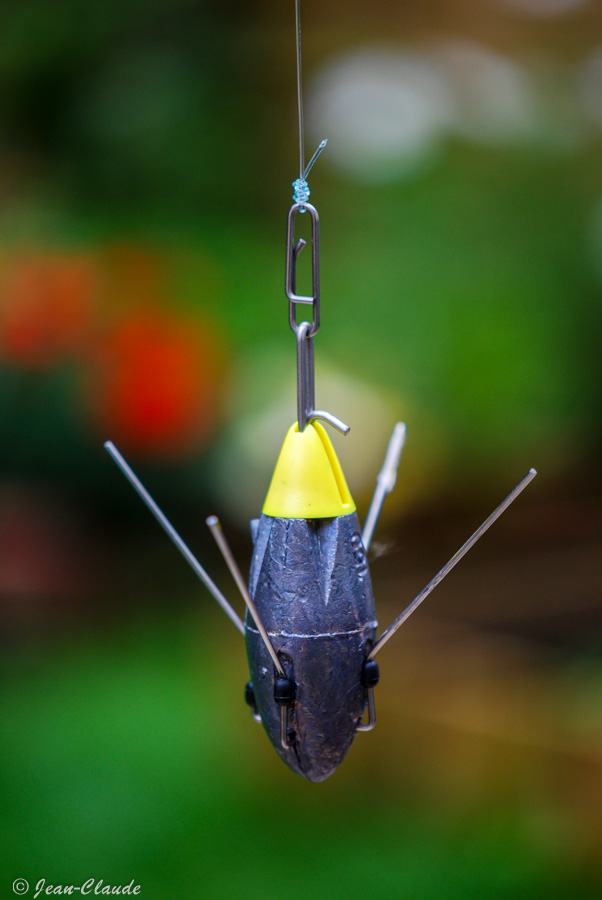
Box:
[286,201,320,338]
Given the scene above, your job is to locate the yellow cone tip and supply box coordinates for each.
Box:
[262,421,356,519]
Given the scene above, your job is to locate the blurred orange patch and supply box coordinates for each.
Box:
[0,254,98,367]
[90,306,225,458]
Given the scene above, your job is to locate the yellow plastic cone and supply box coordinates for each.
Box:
[262,421,356,519]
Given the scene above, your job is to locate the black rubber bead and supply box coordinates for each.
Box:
[245,681,256,708]
[361,659,380,688]
[274,677,295,705]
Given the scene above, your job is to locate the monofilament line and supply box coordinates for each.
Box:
[291,1,327,207]
[295,0,304,180]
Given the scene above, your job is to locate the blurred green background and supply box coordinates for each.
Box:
[1,0,601,897]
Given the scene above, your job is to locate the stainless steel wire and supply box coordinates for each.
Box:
[287,2,346,438]
[368,468,538,659]
[104,441,245,636]
[362,422,407,552]
[206,515,286,677]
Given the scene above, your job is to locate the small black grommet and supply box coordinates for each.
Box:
[362,659,380,688]
[274,677,295,705]
[245,681,256,708]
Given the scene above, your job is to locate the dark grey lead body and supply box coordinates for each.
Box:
[246,511,377,782]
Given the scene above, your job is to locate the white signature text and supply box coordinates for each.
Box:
[33,880,140,898]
